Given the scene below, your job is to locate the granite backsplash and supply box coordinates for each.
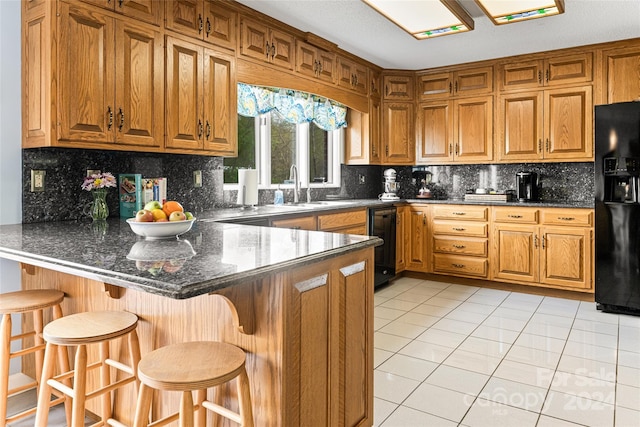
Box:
[21,148,594,223]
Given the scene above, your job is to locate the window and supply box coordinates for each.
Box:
[224,111,343,188]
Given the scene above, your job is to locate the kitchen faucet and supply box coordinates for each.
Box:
[289,164,300,203]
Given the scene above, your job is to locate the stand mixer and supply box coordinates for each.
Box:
[379,168,400,201]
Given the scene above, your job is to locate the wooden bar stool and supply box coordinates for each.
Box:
[133,341,254,427]
[0,289,70,426]
[34,310,141,427]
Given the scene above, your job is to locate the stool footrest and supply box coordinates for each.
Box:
[106,358,135,375]
[10,342,45,359]
[202,400,242,424]
[86,376,137,401]
[8,379,37,395]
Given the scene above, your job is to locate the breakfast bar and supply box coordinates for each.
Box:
[0,219,381,426]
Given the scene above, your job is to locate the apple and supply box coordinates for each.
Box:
[155,218,168,222]
[169,211,186,221]
[184,211,194,220]
[135,209,153,222]
[144,200,162,211]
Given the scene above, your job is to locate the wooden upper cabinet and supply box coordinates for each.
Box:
[58,2,115,144]
[602,44,640,103]
[369,68,382,98]
[497,91,544,161]
[296,40,335,82]
[453,95,493,162]
[544,85,592,160]
[241,18,295,70]
[417,101,453,163]
[418,66,493,101]
[166,0,236,49]
[382,102,415,164]
[499,52,593,91]
[345,98,381,165]
[202,48,237,155]
[80,0,162,26]
[336,56,368,95]
[382,74,414,100]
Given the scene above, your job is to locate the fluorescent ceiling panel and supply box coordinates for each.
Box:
[362,0,474,39]
[474,0,565,25]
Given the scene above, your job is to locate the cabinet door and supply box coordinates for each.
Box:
[114,20,163,147]
[383,75,414,100]
[492,224,539,283]
[382,102,415,164]
[603,45,640,103]
[203,1,236,50]
[544,85,593,160]
[165,37,203,150]
[417,101,453,163]
[336,57,368,95]
[81,0,162,25]
[540,227,592,290]
[295,40,319,79]
[165,0,205,39]
[369,96,382,164]
[406,207,429,272]
[418,72,451,101]
[454,66,493,96]
[395,206,408,272]
[58,3,115,144]
[499,60,543,91]
[240,18,269,63]
[453,96,493,162]
[497,91,543,161]
[545,53,593,87]
[271,215,317,230]
[270,29,295,70]
[316,48,336,83]
[203,48,236,155]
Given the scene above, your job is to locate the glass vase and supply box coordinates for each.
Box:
[89,189,109,221]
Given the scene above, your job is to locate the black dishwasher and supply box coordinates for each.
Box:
[368,207,397,288]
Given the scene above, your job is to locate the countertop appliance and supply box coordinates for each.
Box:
[516,171,538,202]
[595,101,640,315]
[380,168,400,201]
[368,206,396,288]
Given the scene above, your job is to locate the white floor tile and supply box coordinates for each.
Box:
[432,318,479,335]
[379,405,457,427]
[458,336,511,359]
[375,287,406,299]
[492,306,534,321]
[376,353,438,381]
[410,303,453,318]
[618,325,640,354]
[497,299,539,313]
[615,383,640,411]
[398,340,454,364]
[437,289,475,301]
[461,398,539,427]
[424,364,490,396]
[493,359,555,389]
[536,414,586,427]
[550,371,615,404]
[373,370,420,404]
[415,328,467,348]
[423,296,463,309]
[504,345,561,369]
[374,306,407,321]
[443,348,502,375]
[556,354,617,383]
[576,305,619,325]
[617,349,640,368]
[568,329,619,349]
[479,377,547,412]
[466,293,508,306]
[445,308,489,324]
[542,390,614,427]
[617,365,640,388]
[536,303,579,318]
[374,317,392,331]
[529,312,576,328]
[378,320,427,340]
[614,406,640,427]
[403,383,474,423]
[618,315,640,329]
[471,325,519,344]
[395,312,440,328]
[514,333,567,354]
[522,321,571,340]
[374,348,394,368]
[563,340,618,365]
[373,398,397,427]
[571,318,619,336]
[374,295,391,306]
[447,284,480,294]
[399,286,442,298]
[392,291,435,305]
[482,315,528,332]
[379,298,422,312]
[374,331,412,352]
[457,301,497,315]
[504,292,543,304]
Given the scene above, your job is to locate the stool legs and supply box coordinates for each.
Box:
[133,383,154,427]
[72,345,88,427]
[180,391,194,427]
[34,341,57,427]
[0,314,11,427]
[237,370,254,427]
[195,389,207,427]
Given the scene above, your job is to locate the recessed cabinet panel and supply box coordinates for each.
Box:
[541,227,591,289]
[493,225,539,283]
[545,86,592,159]
[383,75,414,100]
[418,72,451,101]
[498,91,543,161]
[603,45,640,103]
[417,102,453,162]
[204,3,237,49]
[165,0,203,39]
[454,96,493,162]
[203,49,236,155]
[382,102,415,164]
[270,29,295,70]
[81,0,162,26]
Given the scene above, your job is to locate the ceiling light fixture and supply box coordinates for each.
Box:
[473,0,565,25]
[362,0,474,39]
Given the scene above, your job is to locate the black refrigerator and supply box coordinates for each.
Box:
[595,101,640,314]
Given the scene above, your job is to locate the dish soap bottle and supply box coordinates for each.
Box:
[274,185,284,205]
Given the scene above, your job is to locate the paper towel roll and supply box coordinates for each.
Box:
[237,169,258,206]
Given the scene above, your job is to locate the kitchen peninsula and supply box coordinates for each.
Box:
[0,219,381,426]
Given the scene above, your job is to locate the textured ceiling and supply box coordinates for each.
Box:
[235,0,640,70]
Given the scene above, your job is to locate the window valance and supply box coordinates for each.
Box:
[237,83,347,131]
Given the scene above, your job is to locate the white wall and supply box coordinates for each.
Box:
[0,0,24,374]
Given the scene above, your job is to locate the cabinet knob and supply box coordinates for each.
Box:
[452,212,465,215]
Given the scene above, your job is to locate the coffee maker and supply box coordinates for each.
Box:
[380,168,400,200]
[516,171,538,202]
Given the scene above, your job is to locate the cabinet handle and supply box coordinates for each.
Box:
[270,42,276,60]
[538,139,542,153]
[452,244,465,249]
[538,71,542,84]
[117,0,123,7]
[452,263,465,268]
[449,82,452,93]
[558,217,575,221]
[385,145,389,156]
[385,85,389,96]
[205,120,211,140]
[452,212,465,215]
[206,18,212,37]
[198,14,203,34]
[452,227,465,231]
[534,235,539,248]
[423,214,426,225]
[542,235,546,249]
[118,107,124,132]
[318,61,323,73]
[454,81,458,93]
[107,106,113,131]
[371,142,377,157]
[507,214,522,218]
[198,119,203,139]
[354,74,358,86]
[546,139,550,152]
[546,69,550,82]
[455,144,459,155]
[449,143,452,156]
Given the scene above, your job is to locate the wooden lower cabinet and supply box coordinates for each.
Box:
[395,205,408,273]
[318,209,367,235]
[492,224,539,283]
[540,226,592,290]
[271,214,317,230]
[406,205,429,272]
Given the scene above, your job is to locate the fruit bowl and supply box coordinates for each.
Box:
[126,218,196,240]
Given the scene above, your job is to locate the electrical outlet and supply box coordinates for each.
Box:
[86,169,100,177]
[358,174,366,184]
[193,170,202,188]
[31,170,45,192]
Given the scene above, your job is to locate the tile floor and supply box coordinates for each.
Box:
[373,277,640,427]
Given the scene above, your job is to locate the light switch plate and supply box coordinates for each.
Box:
[31,170,45,192]
[193,170,202,188]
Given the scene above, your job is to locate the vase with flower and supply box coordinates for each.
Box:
[82,172,116,221]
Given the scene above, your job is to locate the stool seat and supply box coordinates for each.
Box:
[43,310,138,345]
[0,289,64,314]
[139,341,246,392]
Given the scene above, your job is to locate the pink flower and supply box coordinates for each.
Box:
[81,172,117,191]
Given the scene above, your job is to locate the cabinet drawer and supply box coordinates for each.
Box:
[493,207,539,224]
[433,236,488,257]
[431,205,488,221]
[541,209,593,227]
[433,254,488,278]
[329,225,368,236]
[432,220,488,237]
[317,209,367,231]
[271,215,317,230]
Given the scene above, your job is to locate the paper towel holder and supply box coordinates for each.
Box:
[237,168,259,210]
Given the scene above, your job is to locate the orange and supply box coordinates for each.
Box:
[162,201,184,218]
[150,208,167,221]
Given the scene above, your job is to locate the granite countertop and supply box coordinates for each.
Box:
[0,219,381,299]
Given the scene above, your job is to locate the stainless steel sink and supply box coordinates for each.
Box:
[271,200,353,208]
